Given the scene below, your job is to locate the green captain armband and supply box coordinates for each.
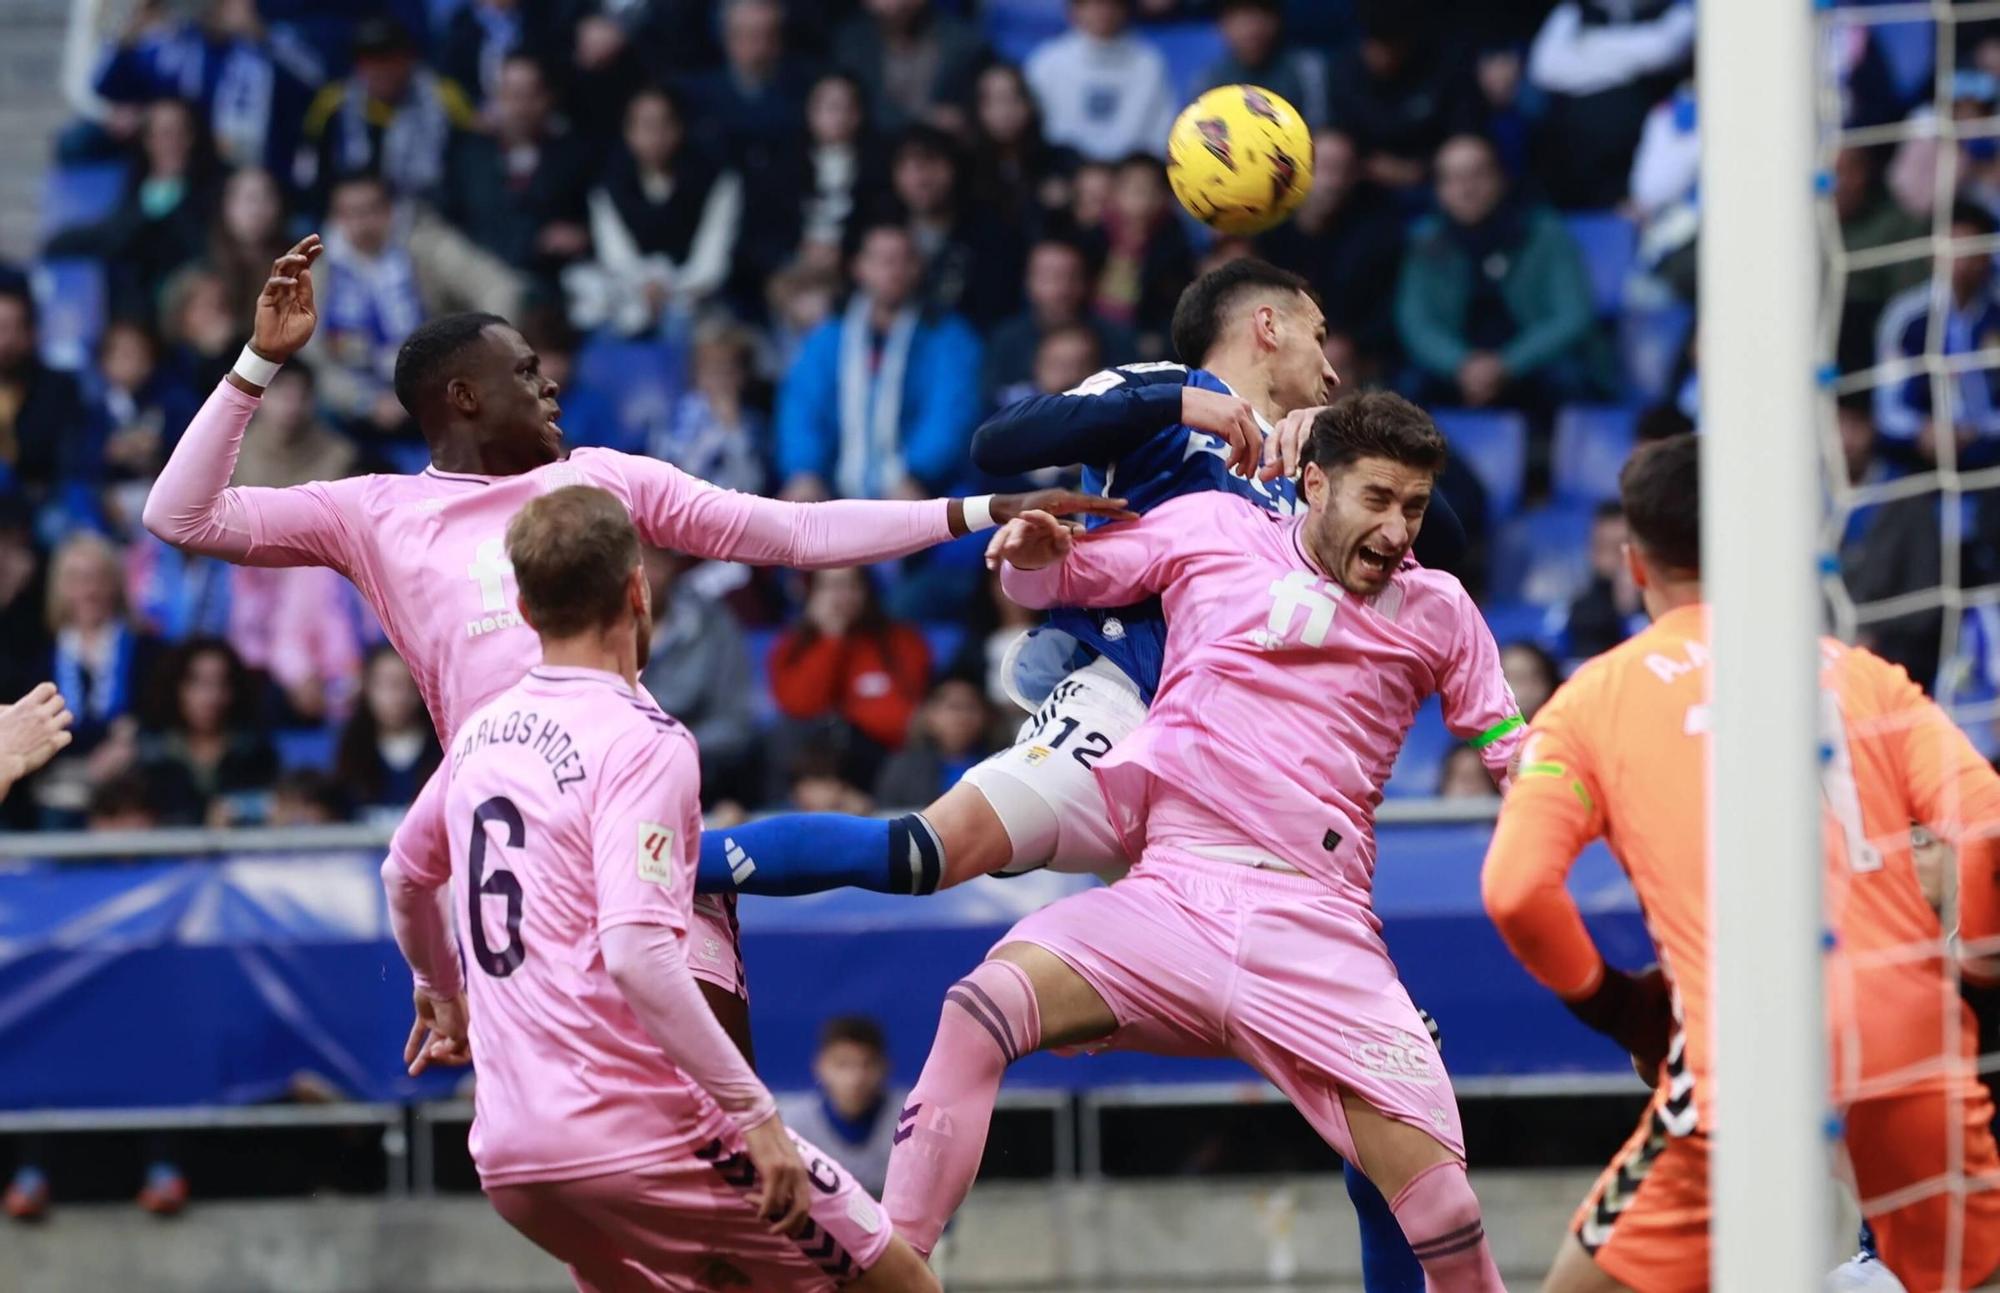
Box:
[1470,715,1524,749]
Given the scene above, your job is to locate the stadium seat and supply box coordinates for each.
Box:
[1384,697,1452,798]
[1619,303,1694,403]
[1148,22,1228,99]
[1431,408,1528,518]
[274,727,337,773]
[1870,20,1935,104]
[29,258,106,373]
[382,441,433,475]
[575,333,682,453]
[981,0,1066,64]
[1563,211,1636,317]
[921,623,966,674]
[1481,599,1558,653]
[1551,404,1639,505]
[39,162,129,240]
[1490,501,1599,607]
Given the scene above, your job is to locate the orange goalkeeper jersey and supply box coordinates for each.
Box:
[1482,603,2000,1133]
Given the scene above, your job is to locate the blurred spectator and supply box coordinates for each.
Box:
[775,222,982,500]
[303,173,520,440]
[955,569,1043,709]
[515,310,619,453]
[46,534,160,761]
[231,561,369,727]
[1025,0,1176,164]
[833,0,987,136]
[1628,80,1698,303]
[160,265,245,393]
[1256,128,1406,371]
[134,635,277,826]
[770,567,930,757]
[440,54,592,277]
[1069,159,1116,237]
[1032,323,1105,403]
[438,0,571,109]
[1195,0,1329,130]
[0,285,91,498]
[777,1015,904,1198]
[683,0,813,163]
[85,769,162,831]
[1826,20,1911,134]
[208,166,292,321]
[1873,202,2000,468]
[1396,134,1611,411]
[874,675,998,805]
[1889,72,2000,223]
[86,0,321,181]
[267,769,347,826]
[1499,641,1560,723]
[739,72,885,294]
[1325,0,1480,195]
[1437,744,1498,798]
[1473,43,1533,178]
[1560,503,1644,661]
[295,18,476,209]
[764,258,844,374]
[891,125,1024,327]
[984,239,1133,403]
[229,364,357,489]
[0,499,50,709]
[1835,147,1927,373]
[1085,155,1193,359]
[563,87,740,337]
[1527,0,1694,209]
[87,321,198,489]
[640,548,758,809]
[649,319,767,496]
[967,63,1079,242]
[47,98,219,322]
[786,735,874,813]
[1838,395,1947,688]
[334,646,443,819]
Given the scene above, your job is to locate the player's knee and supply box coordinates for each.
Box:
[936,959,1042,1071]
[922,784,1023,888]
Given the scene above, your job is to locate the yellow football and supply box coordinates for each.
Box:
[1165,84,1315,236]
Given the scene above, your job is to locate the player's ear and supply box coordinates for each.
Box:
[1622,541,1648,591]
[627,565,649,620]
[514,592,536,631]
[447,375,478,416]
[1302,460,1329,509]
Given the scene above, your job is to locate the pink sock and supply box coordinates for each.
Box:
[1388,1160,1506,1292]
[882,958,1041,1256]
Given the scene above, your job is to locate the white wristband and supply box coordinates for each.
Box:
[231,344,282,389]
[962,494,997,532]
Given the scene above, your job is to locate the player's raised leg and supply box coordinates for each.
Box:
[882,940,1117,1257]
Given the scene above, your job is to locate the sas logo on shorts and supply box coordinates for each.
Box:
[1343,1029,1438,1086]
[636,822,676,888]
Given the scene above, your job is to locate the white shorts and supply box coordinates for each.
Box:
[959,655,1148,875]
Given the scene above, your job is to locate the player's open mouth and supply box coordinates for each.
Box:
[1356,543,1396,573]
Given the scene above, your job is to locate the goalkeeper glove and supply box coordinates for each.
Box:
[1563,963,1674,1077]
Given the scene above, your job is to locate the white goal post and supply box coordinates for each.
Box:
[1699,0,1832,1288]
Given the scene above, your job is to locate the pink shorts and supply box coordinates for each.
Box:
[484,1129,892,1292]
[687,894,747,998]
[1004,850,1465,1162]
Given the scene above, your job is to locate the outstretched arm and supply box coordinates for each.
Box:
[993,502,1186,611]
[617,453,1135,571]
[142,235,356,569]
[973,368,1266,479]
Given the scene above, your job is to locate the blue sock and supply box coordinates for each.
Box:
[1345,1159,1425,1293]
[695,813,946,896]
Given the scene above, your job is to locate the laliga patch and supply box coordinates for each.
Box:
[636,822,676,888]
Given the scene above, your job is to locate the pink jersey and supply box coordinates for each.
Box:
[1001,491,1521,905]
[397,666,727,1185]
[144,380,956,742]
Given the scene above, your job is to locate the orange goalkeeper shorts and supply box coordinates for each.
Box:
[1569,1090,1710,1293]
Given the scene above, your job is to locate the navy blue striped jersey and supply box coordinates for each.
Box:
[975,363,1300,703]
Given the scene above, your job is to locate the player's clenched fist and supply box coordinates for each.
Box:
[985,510,1076,572]
[253,233,324,363]
[740,1115,811,1235]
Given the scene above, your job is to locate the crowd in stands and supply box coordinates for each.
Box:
[1,0,1988,831]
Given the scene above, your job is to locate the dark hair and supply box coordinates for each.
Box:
[505,485,642,636]
[845,217,914,264]
[627,83,687,128]
[335,645,442,805]
[0,283,37,333]
[799,566,892,643]
[1169,257,1314,366]
[329,170,390,206]
[1302,391,1448,477]
[894,123,959,167]
[1593,500,1625,523]
[88,769,159,825]
[1952,199,2000,238]
[353,16,416,58]
[272,769,350,821]
[1500,639,1561,690]
[1618,432,1701,575]
[818,1014,888,1055]
[392,311,509,419]
[144,636,257,735]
